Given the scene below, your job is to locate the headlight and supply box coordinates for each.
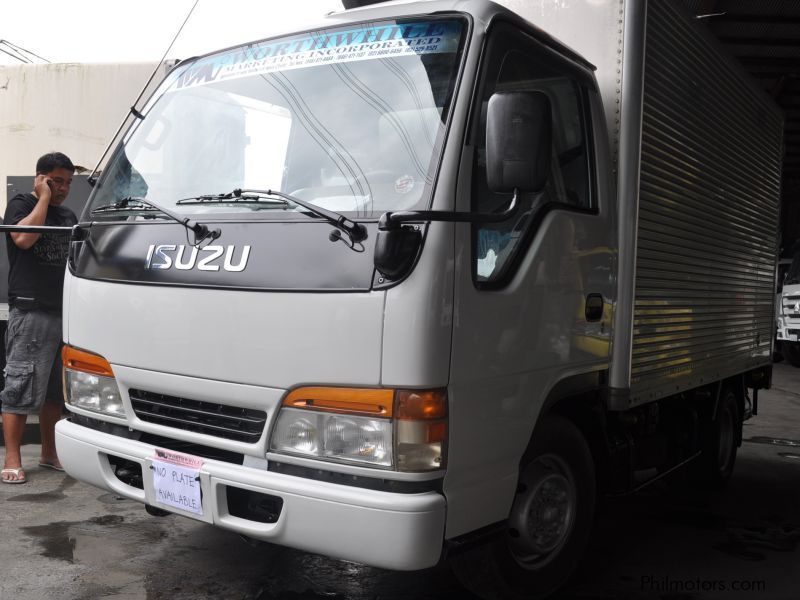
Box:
[62,346,126,418]
[272,408,393,466]
[270,387,447,472]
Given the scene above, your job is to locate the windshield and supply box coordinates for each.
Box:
[785,255,800,286]
[87,18,466,221]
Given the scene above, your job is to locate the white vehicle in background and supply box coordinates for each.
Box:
[777,254,800,366]
[0,1,781,599]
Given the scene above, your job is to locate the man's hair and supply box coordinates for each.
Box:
[36,152,75,175]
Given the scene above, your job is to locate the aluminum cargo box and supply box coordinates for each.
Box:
[496,0,783,408]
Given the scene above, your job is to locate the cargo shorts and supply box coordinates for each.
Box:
[1,307,64,415]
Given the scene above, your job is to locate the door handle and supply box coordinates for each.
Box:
[585,293,604,322]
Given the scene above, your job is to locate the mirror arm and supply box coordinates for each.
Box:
[378,189,520,230]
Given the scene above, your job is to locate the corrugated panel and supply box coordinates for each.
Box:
[629,0,783,402]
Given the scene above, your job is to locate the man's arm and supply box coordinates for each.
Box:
[10,174,52,250]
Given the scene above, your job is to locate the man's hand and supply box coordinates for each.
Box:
[33,174,53,203]
[13,174,54,249]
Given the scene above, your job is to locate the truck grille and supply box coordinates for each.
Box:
[129,389,267,443]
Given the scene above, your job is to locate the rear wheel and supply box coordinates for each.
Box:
[449,416,595,600]
[691,386,739,489]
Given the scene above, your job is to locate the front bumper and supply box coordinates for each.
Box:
[56,419,446,570]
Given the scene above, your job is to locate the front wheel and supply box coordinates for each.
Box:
[449,416,596,600]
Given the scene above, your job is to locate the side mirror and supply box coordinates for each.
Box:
[374,226,422,281]
[486,91,552,193]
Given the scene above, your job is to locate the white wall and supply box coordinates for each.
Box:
[0,62,164,211]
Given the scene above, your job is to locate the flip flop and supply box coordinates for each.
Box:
[1,468,27,484]
[38,461,65,472]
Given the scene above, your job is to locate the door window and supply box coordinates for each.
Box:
[472,24,594,286]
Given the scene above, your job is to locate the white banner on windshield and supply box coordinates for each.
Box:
[169,20,462,91]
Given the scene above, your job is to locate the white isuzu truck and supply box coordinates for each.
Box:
[21,0,781,598]
[776,254,800,366]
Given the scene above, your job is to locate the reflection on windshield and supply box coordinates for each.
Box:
[786,254,800,285]
[88,18,465,221]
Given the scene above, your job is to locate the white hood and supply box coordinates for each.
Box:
[65,272,385,389]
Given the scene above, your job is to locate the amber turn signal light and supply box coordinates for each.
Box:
[283,387,394,417]
[62,345,114,377]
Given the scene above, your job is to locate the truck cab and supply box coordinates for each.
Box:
[55,2,610,592]
[50,1,779,599]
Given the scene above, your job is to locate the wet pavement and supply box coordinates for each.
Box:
[2,364,800,600]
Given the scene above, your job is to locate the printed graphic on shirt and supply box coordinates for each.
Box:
[33,232,71,266]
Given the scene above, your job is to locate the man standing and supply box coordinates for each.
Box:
[1,152,78,484]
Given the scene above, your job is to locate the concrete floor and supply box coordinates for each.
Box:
[2,364,800,600]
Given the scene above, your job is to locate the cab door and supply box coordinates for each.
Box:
[444,20,616,537]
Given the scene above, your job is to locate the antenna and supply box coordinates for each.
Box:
[0,44,29,63]
[0,39,50,62]
[86,0,201,185]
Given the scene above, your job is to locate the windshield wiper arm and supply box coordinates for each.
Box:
[176,191,290,207]
[91,196,221,245]
[234,188,367,244]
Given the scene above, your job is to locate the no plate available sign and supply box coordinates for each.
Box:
[152,448,204,515]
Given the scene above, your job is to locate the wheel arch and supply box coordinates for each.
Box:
[523,370,608,490]
[709,375,744,447]
[448,372,606,600]
[725,374,745,447]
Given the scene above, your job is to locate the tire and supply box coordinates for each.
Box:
[691,386,739,490]
[449,416,596,600]
[782,342,800,367]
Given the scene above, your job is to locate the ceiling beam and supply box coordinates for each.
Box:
[738,57,800,68]
[752,72,800,79]
[707,15,800,26]
[720,37,800,47]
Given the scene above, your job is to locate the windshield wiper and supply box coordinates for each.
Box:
[91,197,162,213]
[176,191,290,207]
[91,196,221,245]
[180,188,367,245]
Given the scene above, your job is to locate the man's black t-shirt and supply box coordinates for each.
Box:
[4,193,78,312]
